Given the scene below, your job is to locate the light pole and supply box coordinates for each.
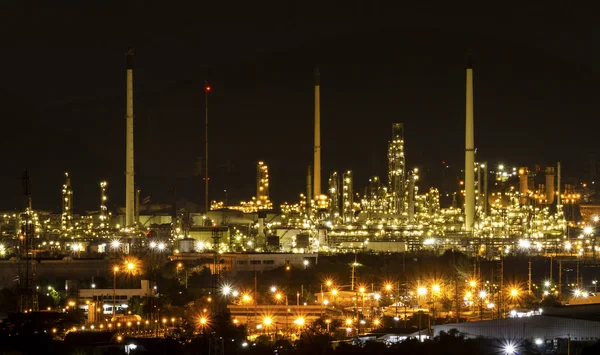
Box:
[417,286,427,341]
[112,266,119,319]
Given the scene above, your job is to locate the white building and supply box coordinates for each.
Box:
[170,253,317,276]
[77,280,154,316]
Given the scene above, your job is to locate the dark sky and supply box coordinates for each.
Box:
[1,2,599,213]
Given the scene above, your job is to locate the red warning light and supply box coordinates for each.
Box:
[442,161,446,165]
[212,223,217,229]
[205,85,211,92]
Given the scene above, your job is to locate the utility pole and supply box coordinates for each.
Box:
[211,225,221,313]
[528,260,532,295]
[558,260,562,295]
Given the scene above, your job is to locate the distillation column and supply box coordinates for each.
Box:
[387,123,405,215]
[61,172,73,231]
[328,171,340,223]
[518,168,529,205]
[256,161,271,209]
[342,171,353,224]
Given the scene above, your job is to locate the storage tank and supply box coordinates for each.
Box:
[177,238,196,253]
[518,167,528,204]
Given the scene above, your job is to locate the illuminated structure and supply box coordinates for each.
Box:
[125,48,135,229]
[328,172,340,224]
[1,62,577,260]
[211,161,272,213]
[387,123,405,215]
[61,172,73,231]
[518,167,528,205]
[361,176,389,218]
[256,161,271,210]
[342,171,354,224]
[100,181,108,228]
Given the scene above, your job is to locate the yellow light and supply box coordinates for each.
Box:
[511,289,518,297]
[359,287,365,293]
[345,318,352,326]
[113,266,119,272]
[469,280,477,288]
[373,319,380,326]
[295,317,305,326]
[263,317,272,326]
[417,287,427,296]
[127,262,135,271]
[331,289,338,296]
[432,284,441,293]
[385,284,392,291]
[200,317,207,325]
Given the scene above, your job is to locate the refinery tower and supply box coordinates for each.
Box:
[387,123,405,215]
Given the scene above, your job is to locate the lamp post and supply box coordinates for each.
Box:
[417,286,427,341]
[112,266,119,319]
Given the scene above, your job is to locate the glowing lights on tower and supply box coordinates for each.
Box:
[328,171,340,224]
[100,181,108,228]
[61,172,73,232]
[342,171,354,224]
[388,123,406,215]
[256,161,272,210]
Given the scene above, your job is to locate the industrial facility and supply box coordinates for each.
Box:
[0,52,597,307]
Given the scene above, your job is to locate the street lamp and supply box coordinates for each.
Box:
[112,266,119,319]
[417,286,427,340]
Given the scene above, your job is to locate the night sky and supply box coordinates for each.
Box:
[1,3,599,213]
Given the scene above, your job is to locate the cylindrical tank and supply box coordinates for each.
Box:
[545,167,555,204]
[518,167,528,204]
[177,238,196,253]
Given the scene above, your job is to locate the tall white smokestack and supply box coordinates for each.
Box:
[465,55,475,233]
[125,48,135,228]
[313,68,321,199]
